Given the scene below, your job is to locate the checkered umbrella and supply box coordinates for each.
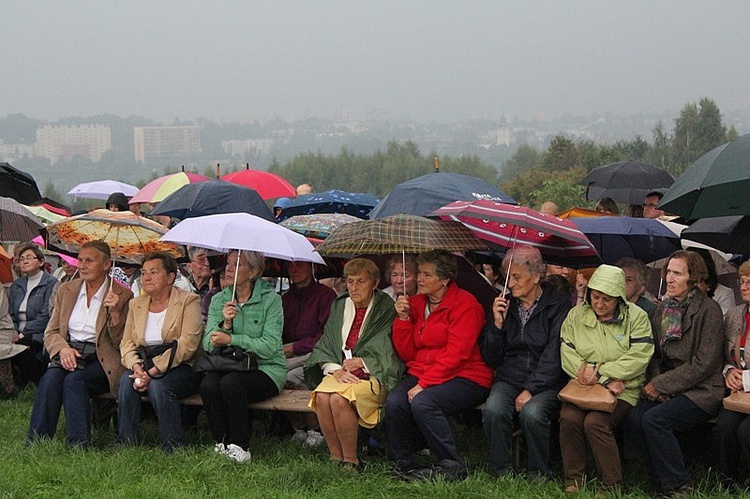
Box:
[316,213,488,256]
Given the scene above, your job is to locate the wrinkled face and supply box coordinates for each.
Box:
[288,261,314,288]
[390,262,417,296]
[739,274,750,305]
[417,262,447,297]
[226,251,259,284]
[621,267,644,302]
[346,272,377,308]
[643,195,665,219]
[18,249,44,277]
[189,251,211,281]
[141,258,174,295]
[590,289,619,321]
[665,257,691,301]
[77,248,110,283]
[506,263,539,302]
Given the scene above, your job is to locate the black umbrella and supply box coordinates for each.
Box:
[581,161,674,205]
[681,215,750,255]
[370,171,516,219]
[151,180,275,222]
[279,190,379,220]
[0,162,42,205]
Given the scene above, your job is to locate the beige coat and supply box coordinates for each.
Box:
[0,289,27,360]
[44,278,133,395]
[120,287,203,373]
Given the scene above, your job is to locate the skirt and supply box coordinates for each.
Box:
[309,375,385,429]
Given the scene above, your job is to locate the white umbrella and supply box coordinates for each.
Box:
[68,180,139,200]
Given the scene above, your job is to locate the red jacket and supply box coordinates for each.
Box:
[392,282,493,389]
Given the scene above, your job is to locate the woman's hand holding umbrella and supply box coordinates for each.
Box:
[395,295,411,321]
[491,295,509,329]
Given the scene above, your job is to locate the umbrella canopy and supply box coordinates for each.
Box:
[0,196,44,242]
[45,209,185,265]
[0,162,42,205]
[369,171,516,219]
[431,200,601,268]
[221,166,295,200]
[279,190,380,220]
[581,161,674,205]
[571,216,681,265]
[317,213,488,256]
[680,215,750,255]
[67,180,139,201]
[151,180,275,222]
[279,213,361,239]
[160,212,324,264]
[660,133,750,219]
[23,205,66,225]
[129,172,210,205]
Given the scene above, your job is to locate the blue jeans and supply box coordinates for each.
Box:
[482,381,560,478]
[386,375,489,469]
[27,360,109,447]
[627,395,712,491]
[117,364,202,451]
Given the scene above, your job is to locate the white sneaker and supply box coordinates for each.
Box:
[291,429,308,444]
[225,443,252,463]
[213,443,226,454]
[304,429,325,448]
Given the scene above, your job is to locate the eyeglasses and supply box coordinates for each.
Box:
[739,278,750,288]
[17,256,41,262]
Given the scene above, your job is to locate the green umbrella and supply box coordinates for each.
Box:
[659,133,750,219]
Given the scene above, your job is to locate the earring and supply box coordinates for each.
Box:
[442,282,447,287]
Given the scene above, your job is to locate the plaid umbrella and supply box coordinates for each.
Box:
[46,209,185,265]
[431,200,601,268]
[279,213,361,239]
[0,196,43,242]
[316,213,488,256]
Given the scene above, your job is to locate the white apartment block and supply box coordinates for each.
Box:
[34,124,111,164]
[133,126,201,163]
[0,141,34,162]
[221,138,273,157]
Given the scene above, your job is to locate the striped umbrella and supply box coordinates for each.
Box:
[431,200,601,268]
[129,172,210,204]
[0,196,43,242]
[316,214,488,256]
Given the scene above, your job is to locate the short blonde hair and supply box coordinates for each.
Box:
[344,258,380,286]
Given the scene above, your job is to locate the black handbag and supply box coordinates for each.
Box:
[136,340,178,379]
[49,340,97,371]
[192,346,258,373]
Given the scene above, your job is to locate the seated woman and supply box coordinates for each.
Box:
[480,245,571,479]
[627,250,724,495]
[117,252,203,451]
[200,250,286,463]
[388,249,493,481]
[559,264,654,492]
[382,255,418,300]
[714,261,750,489]
[1,288,27,398]
[9,242,58,386]
[27,241,132,447]
[303,258,401,470]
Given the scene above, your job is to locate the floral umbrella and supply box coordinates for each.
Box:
[46,209,185,265]
[129,172,210,205]
[279,213,361,239]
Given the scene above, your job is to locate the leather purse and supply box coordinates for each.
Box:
[558,379,617,413]
[723,391,750,414]
[192,345,258,373]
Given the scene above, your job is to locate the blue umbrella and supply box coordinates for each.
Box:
[151,180,275,222]
[571,216,680,265]
[279,190,379,220]
[369,171,516,219]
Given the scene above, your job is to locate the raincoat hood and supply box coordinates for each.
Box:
[586,264,628,303]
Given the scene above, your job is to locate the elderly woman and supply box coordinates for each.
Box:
[627,250,724,495]
[480,245,571,479]
[303,258,401,470]
[559,264,654,492]
[388,249,493,481]
[117,252,203,451]
[9,242,58,386]
[200,250,286,463]
[27,241,132,447]
[383,255,418,300]
[713,261,750,489]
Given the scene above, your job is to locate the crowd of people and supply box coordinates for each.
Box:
[2,189,750,496]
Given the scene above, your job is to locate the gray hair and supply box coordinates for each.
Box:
[502,245,545,277]
[229,250,265,281]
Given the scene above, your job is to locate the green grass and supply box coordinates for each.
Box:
[0,388,745,498]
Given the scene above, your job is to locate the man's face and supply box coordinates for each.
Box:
[189,251,211,280]
[643,195,665,219]
[288,261,313,287]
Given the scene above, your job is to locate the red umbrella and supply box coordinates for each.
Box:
[221,164,295,200]
[431,200,601,268]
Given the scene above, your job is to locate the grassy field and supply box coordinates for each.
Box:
[0,387,744,498]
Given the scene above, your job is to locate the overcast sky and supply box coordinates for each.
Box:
[3,1,749,123]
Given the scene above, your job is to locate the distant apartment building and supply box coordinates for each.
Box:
[133,126,201,163]
[35,124,111,164]
[222,138,273,157]
[0,141,34,162]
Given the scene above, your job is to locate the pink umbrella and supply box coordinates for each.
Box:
[221,164,295,200]
[130,172,210,204]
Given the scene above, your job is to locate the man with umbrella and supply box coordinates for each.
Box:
[643,191,666,220]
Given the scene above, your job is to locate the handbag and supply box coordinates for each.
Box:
[723,391,750,414]
[558,379,617,413]
[136,340,178,379]
[192,345,258,373]
[49,340,97,371]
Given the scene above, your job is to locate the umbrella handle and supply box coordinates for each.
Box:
[231,249,241,304]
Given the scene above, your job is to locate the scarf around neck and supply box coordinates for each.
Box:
[660,287,695,346]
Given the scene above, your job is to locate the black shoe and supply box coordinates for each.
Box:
[433,459,468,482]
[400,466,435,482]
